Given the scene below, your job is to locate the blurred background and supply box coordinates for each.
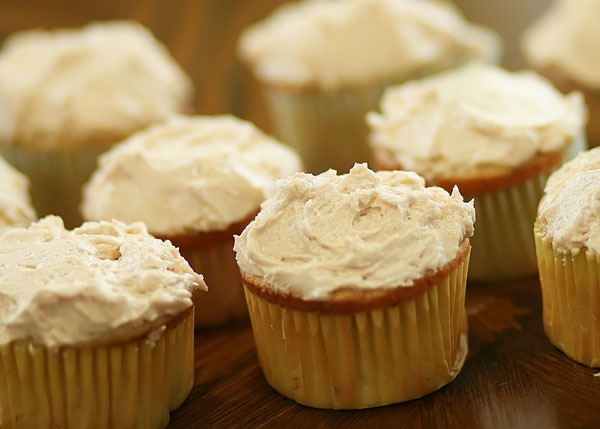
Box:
[0,0,553,134]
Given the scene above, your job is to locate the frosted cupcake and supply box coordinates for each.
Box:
[522,0,600,147]
[238,0,500,174]
[0,21,194,228]
[82,115,301,327]
[0,216,206,428]
[368,63,586,281]
[234,164,475,409]
[0,154,35,233]
[535,147,600,367]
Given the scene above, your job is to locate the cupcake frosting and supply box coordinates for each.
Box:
[238,0,500,91]
[234,163,475,300]
[522,0,600,89]
[0,155,35,233]
[82,115,302,236]
[368,63,586,181]
[0,216,206,348]
[538,148,600,253]
[0,20,193,150]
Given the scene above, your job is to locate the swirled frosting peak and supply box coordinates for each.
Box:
[368,63,586,181]
[522,0,600,89]
[0,155,35,233]
[0,20,194,150]
[234,164,475,300]
[238,0,500,90]
[538,147,600,253]
[0,216,206,348]
[82,115,302,236]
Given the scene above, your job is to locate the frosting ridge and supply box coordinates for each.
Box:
[0,155,35,233]
[0,20,194,150]
[368,63,586,181]
[0,216,206,348]
[82,115,302,235]
[234,163,475,300]
[522,0,600,89]
[238,0,500,91]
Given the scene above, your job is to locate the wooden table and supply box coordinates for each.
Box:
[169,278,600,428]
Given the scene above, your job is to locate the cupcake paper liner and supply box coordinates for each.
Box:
[263,85,384,174]
[566,133,588,161]
[0,309,195,429]
[243,251,470,409]
[179,240,248,327]
[468,170,551,281]
[535,228,600,367]
[0,145,108,229]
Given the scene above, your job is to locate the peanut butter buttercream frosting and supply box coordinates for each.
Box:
[0,216,206,348]
[522,0,600,89]
[368,63,586,181]
[0,155,35,233]
[238,0,500,91]
[234,163,475,300]
[537,148,600,254]
[0,20,193,150]
[82,115,302,236]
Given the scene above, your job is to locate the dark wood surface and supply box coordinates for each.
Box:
[3,2,599,428]
[169,278,600,429]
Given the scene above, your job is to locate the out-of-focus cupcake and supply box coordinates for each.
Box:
[368,63,586,281]
[234,164,475,409]
[0,21,194,228]
[82,115,301,327]
[0,216,206,428]
[238,0,500,174]
[522,0,600,147]
[535,147,600,367]
[0,154,35,233]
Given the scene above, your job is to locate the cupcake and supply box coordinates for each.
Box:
[0,216,206,428]
[522,0,600,147]
[368,63,586,281]
[238,0,500,174]
[234,164,475,409]
[82,115,302,327]
[0,154,35,233]
[535,147,600,367]
[0,21,194,228]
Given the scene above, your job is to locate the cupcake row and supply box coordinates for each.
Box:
[0,0,599,426]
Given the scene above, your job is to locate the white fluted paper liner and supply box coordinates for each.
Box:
[535,228,600,367]
[243,251,469,409]
[468,170,552,281]
[263,85,384,174]
[0,309,194,429]
[179,240,248,327]
[0,145,108,229]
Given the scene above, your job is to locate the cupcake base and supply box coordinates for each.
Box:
[0,145,109,229]
[467,171,550,281]
[0,307,195,429]
[242,249,470,409]
[535,228,600,367]
[263,84,383,174]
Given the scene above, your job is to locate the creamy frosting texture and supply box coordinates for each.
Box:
[238,0,500,90]
[234,164,475,300]
[0,216,206,348]
[0,155,35,232]
[538,147,600,253]
[82,115,302,236]
[0,20,193,150]
[522,0,600,89]
[368,63,586,181]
